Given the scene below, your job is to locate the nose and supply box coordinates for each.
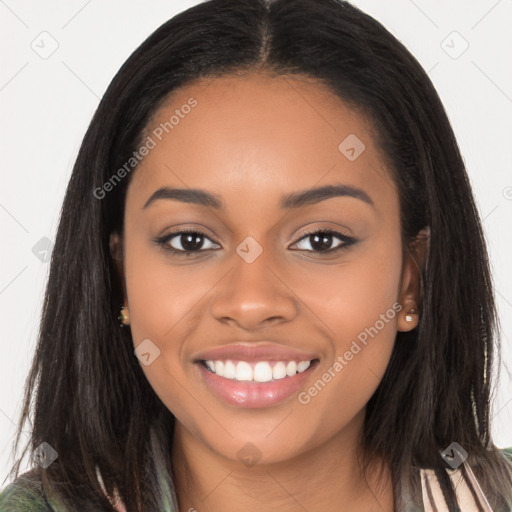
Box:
[210,250,299,330]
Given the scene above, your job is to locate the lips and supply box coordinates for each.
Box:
[192,341,320,408]
[193,342,319,363]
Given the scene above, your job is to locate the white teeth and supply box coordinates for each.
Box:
[235,361,253,381]
[253,362,273,382]
[214,361,224,375]
[297,360,311,372]
[223,360,236,379]
[272,361,287,380]
[286,361,298,376]
[203,359,313,381]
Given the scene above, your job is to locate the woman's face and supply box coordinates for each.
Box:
[112,72,420,465]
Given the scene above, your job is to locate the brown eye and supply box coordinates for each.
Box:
[291,229,356,254]
[155,229,219,255]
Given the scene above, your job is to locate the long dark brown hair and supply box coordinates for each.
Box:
[4,0,512,510]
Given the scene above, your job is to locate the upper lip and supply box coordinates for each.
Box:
[193,342,319,363]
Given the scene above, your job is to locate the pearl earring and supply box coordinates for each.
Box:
[405,308,417,322]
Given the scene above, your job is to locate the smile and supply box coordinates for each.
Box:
[196,358,320,408]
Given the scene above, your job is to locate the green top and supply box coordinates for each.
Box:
[0,470,53,512]
[0,428,178,512]
[2,448,512,511]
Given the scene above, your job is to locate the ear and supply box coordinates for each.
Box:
[109,232,127,305]
[397,227,430,332]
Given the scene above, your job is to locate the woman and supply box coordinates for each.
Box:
[1,0,511,510]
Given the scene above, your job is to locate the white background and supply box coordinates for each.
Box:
[1,0,511,486]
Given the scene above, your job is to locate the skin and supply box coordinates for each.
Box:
[110,72,428,512]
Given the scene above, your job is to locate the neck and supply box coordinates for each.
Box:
[170,411,394,512]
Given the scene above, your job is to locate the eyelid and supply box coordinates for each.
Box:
[292,224,352,242]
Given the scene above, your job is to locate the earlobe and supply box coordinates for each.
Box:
[397,305,418,332]
[397,258,420,331]
[404,308,417,323]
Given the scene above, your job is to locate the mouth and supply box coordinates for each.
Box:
[195,357,320,408]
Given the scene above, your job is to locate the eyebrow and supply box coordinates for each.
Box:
[142,184,375,210]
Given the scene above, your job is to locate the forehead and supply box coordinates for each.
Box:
[129,72,397,213]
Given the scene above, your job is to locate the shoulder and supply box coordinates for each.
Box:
[0,469,54,512]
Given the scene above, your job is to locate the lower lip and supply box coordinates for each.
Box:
[196,361,318,408]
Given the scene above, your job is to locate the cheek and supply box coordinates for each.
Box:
[123,237,167,340]
[123,232,206,343]
[296,234,402,342]
[122,232,217,412]
[294,237,402,424]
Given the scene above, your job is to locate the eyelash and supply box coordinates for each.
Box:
[154,228,357,257]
